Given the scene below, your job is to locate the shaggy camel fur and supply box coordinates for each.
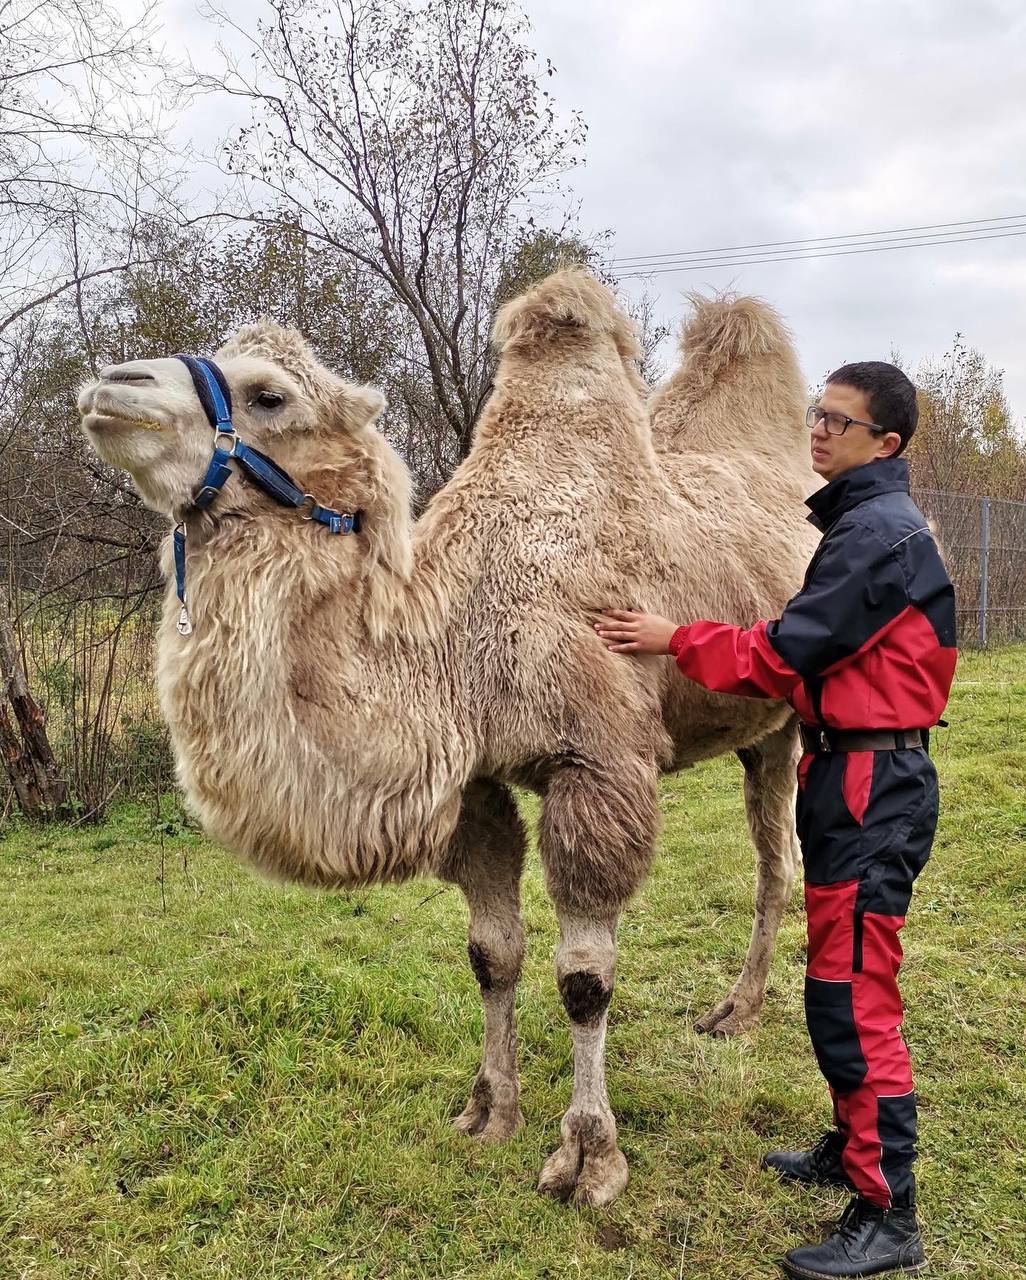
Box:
[78,269,819,1206]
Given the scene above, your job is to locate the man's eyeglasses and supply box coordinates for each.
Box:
[806,405,886,436]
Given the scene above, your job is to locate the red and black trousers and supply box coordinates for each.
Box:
[796,744,938,1208]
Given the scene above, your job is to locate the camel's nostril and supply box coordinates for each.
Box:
[102,367,155,384]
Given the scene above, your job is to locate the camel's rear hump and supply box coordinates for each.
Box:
[650,292,811,465]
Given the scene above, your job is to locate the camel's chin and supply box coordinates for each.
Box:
[81,413,168,473]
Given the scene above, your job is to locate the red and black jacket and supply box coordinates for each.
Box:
[667,457,957,729]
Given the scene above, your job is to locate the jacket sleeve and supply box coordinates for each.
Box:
[669,520,911,700]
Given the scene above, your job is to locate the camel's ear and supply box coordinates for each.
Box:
[332,384,387,434]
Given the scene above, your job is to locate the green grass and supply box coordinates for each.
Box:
[2,647,1024,1279]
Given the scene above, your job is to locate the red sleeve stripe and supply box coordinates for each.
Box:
[672,619,802,701]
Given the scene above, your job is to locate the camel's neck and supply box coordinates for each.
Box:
[156,514,475,889]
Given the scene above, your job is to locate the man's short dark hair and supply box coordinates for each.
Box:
[826,361,919,455]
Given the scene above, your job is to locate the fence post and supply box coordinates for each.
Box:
[979,496,990,649]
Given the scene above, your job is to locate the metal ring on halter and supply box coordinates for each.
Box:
[298,493,317,520]
[213,430,238,455]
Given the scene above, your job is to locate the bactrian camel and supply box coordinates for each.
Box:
[78,269,820,1206]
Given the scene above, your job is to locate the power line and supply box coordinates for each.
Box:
[607,213,1026,266]
[608,219,1026,271]
[609,227,1026,278]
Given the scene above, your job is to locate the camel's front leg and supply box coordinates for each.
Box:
[696,722,802,1036]
[537,909,628,1207]
[537,758,658,1207]
[439,780,526,1143]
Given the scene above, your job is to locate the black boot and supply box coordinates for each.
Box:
[781,1195,926,1278]
[762,1130,855,1190]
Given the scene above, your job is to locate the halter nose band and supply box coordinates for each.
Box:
[175,354,233,428]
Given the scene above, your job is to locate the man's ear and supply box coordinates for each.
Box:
[877,431,903,459]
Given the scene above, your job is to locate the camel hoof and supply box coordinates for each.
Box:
[695,995,761,1037]
[452,1105,524,1143]
[573,1147,629,1207]
[537,1139,580,1202]
[452,1077,523,1142]
[537,1138,628,1207]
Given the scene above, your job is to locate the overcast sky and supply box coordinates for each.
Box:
[165,0,1026,422]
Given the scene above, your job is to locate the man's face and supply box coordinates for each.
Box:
[809,382,902,482]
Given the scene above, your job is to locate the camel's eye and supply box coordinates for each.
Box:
[253,390,285,410]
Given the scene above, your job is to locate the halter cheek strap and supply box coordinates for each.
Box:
[172,354,362,635]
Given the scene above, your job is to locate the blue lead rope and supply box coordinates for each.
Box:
[172,354,361,635]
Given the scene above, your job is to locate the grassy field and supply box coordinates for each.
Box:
[1,647,1024,1279]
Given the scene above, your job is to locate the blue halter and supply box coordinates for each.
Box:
[172,354,361,634]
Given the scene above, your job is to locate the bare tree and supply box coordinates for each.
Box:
[0,0,187,818]
[203,0,586,460]
[0,0,187,341]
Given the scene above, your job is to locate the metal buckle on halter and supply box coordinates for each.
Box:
[192,484,223,508]
[299,496,355,535]
[213,429,238,455]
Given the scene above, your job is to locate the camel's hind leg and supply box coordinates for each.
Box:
[695,719,802,1037]
[439,779,527,1143]
[536,756,658,1207]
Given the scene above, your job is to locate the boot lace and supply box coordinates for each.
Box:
[809,1130,842,1174]
[836,1196,877,1243]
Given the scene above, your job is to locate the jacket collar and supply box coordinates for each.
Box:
[805,456,910,530]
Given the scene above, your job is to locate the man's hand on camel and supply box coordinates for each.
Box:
[594,609,680,655]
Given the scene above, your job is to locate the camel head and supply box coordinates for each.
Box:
[78,323,416,632]
[77,321,389,520]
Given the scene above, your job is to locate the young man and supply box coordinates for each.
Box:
[596,362,956,1280]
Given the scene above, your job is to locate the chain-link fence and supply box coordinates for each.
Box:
[912,489,1026,648]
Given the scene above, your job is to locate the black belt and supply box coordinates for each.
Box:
[798,725,926,754]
